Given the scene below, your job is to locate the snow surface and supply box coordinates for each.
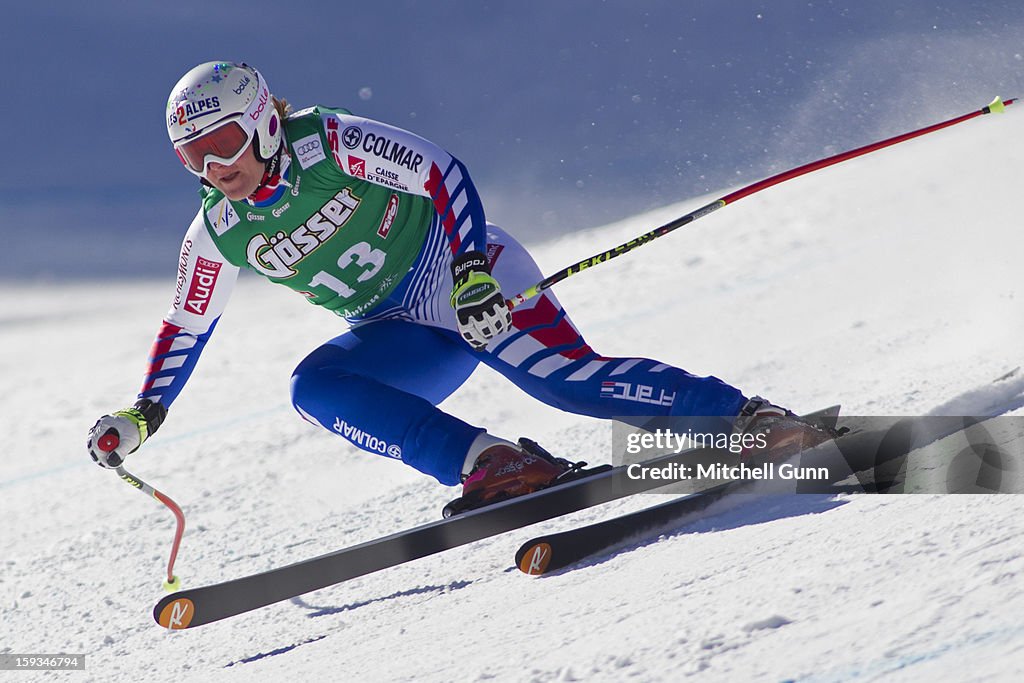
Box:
[2,104,1023,682]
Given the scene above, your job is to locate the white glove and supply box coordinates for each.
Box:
[87,399,167,469]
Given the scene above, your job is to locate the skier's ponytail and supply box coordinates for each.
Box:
[273,96,293,120]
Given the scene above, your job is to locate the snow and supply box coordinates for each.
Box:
[2,104,1023,681]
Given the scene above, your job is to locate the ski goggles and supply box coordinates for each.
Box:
[174,118,254,176]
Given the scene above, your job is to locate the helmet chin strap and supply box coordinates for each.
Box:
[255,142,283,187]
[245,138,291,205]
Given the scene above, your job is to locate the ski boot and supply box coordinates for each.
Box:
[442,438,610,518]
[735,397,839,462]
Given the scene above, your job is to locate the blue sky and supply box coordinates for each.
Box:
[4,1,1023,278]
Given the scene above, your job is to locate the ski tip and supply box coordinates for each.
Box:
[155,595,196,630]
[517,541,553,575]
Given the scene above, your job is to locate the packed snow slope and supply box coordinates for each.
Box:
[2,104,1023,682]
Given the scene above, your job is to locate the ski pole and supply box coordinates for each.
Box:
[116,465,185,592]
[506,96,1015,310]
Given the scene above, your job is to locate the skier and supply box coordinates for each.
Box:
[87,61,828,511]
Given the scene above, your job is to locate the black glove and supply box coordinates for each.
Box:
[450,251,512,349]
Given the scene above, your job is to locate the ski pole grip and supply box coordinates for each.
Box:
[98,428,121,452]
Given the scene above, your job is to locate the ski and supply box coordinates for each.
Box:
[514,412,1019,575]
[516,481,734,575]
[153,407,839,628]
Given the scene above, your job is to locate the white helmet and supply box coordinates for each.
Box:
[166,61,282,178]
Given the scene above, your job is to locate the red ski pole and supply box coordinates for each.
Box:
[507,96,1015,310]
[116,466,185,592]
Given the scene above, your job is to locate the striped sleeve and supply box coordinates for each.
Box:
[137,211,239,407]
[423,156,485,256]
[321,110,486,256]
